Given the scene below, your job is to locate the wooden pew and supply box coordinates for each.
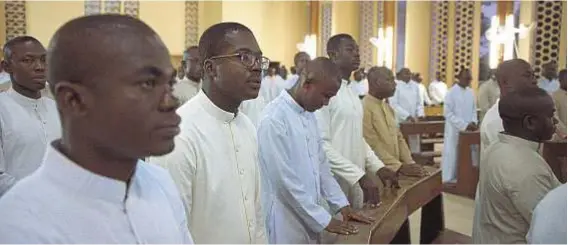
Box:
[444,131,480,199]
[336,167,470,244]
[541,140,567,183]
[399,121,445,165]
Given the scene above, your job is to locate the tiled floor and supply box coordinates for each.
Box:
[408,193,475,244]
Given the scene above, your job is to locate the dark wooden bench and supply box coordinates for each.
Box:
[336,167,470,244]
[444,131,480,199]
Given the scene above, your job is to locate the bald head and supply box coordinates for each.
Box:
[367,66,391,82]
[495,59,537,96]
[300,57,341,86]
[499,87,556,141]
[294,57,341,112]
[48,14,169,87]
[368,66,396,99]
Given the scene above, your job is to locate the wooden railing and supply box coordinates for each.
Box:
[445,131,480,199]
[336,167,466,244]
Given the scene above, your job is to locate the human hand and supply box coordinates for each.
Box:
[325,218,359,235]
[466,122,478,131]
[358,174,380,207]
[340,206,375,224]
[398,163,429,177]
[376,167,400,188]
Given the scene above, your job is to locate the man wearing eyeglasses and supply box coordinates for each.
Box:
[150,22,269,244]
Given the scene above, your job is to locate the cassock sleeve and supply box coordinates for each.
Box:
[258,119,332,233]
[429,83,442,104]
[397,130,415,165]
[315,105,366,186]
[148,136,196,229]
[389,88,412,121]
[472,90,479,124]
[510,172,561,223]
[317,134,349,213]
[421,85,433,106]
[444,90,469,131]
[362,105,403,171]
[0,123,16,196]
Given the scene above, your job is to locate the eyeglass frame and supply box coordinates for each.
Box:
[205,52,270,70]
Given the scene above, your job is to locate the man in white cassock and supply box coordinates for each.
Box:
[390,67,424,153]
[441,68,478,183]
[260,65,287,103]
[413,73,432,106]
[527,183,567,244]
[0,36,61,196]
[537,61,559,93]
[315,34,398,210]
[150,23,267,244]
[285,51,311,90]
[239,94,266,128]
[428,71,447,105]
[0,15,193,243]
[258,57,374,244]
[174,46,202,105]
[350,68,368,99]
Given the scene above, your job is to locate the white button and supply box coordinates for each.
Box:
[244,196,249,201]
[248,221,254,228]
[239,169,245,175]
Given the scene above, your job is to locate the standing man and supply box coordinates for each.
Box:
[413,72,432,106]
[477,69,500,122]
[285,51,310,89]
[0,14,192,243]
[474,87,560,243]
[363,66,428,176]
[316,34,398,209]
[538,61,559,93]
[428,71,447,105]
[527,183,567,244]
[441,68,478,184]
[551,69,566,134]
[174,46,202,104]
[258,57,373,243]
[0,36,61,196]
[390,67,424,153]
[260,63,286,103]
[150,22,268,243]
[351,68,368,99]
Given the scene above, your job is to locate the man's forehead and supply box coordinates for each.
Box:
[223,30,260,53]
[12,41,45,53]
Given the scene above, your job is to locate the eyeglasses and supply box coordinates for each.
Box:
[207,52,270,70]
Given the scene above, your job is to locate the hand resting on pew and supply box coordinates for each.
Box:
[398,163,429,177]
[325,206,375,235]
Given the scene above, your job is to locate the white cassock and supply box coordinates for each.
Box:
[416,82,432,106]
[350,79,369,97]
[0,145,193,243]
[315,80,385,209]
[527,184,567,244]
[174,77,201,105]
[258,91,349,243]
[0,88,61,196]
[149,91,267,244]
[389,80,425,152]
[538,77,560,93]
[260,75,287,103]
[428,80,448,105]
[240,95,267,128]
[441,84,478,183]
[285,74,299,89]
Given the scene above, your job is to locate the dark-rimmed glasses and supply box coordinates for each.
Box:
[206,52,270,70]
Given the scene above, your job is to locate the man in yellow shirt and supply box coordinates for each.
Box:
[362,66,427,176]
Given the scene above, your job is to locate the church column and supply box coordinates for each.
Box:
[319,1,332,57]
[429,1,450,85]
[359,1,374,69]
[531,1,565,76]
[185,1,198,47]
[5,0,26,42]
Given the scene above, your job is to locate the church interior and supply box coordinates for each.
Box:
[0,0,565,244]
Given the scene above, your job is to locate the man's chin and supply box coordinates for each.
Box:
[147,142,176,157]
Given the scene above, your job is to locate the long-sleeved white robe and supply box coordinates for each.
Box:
[240,95,267,128]
[428,80,448,105]
[0,145,193,243]
[390,80,425,152]
[417,82,432,106]
[315,80,385,209]
[173,77,201,105]
[149,91,267,244]
[0,88,61,196]
[258,91,349,243]
[260,75,287,103]
[441,84,478,183]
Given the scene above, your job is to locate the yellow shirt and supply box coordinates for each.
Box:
[362,95,414,172]
[473,133,560,244]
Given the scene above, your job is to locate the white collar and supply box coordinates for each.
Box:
[194,90,238,123]
[7,87,44,109]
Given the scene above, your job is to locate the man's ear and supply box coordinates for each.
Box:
[2,59,12,74]
[54,81,92,118]
[202,59,217,80]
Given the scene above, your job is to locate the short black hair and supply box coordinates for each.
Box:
[499,87,551,126]
[326,34,354,57]
[198,22,253,63]
[3,36,42,61]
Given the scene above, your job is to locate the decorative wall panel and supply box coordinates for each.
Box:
[123,0,139,18]
[185,1,198,47]
[532,1,563,78]
[453,1,475,76]
[104,0,121,14]
[320,2,332,56]
[5,1,26,42]
[429,1,449,81]
[85,0,102,15]
[359,1,374,69]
